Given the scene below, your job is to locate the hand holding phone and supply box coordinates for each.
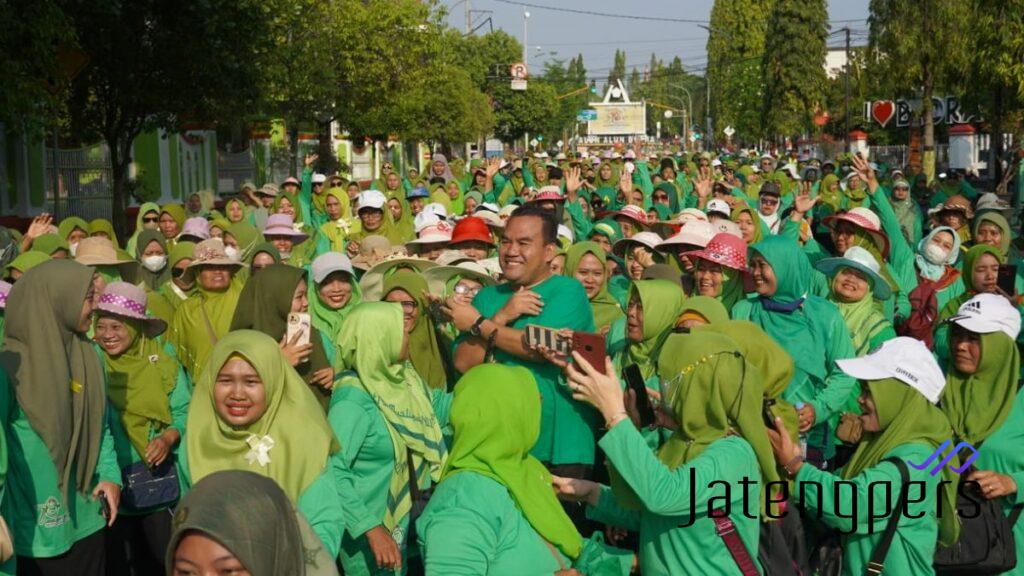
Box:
[997,264,1017,297]
[623,364,655,428]
[286,312,311,349]
[572,332,607,375]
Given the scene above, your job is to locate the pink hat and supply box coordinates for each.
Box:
[658,220,716,250]
[613,205,649,227]
[282,176,300,186]
[530,186,565,203]
[180,217,211,241]
[95,281,167,337]
[262,214,309,242]
[676,208,709,224]
[823,207,890,259]
[0,280,11,309]
[682,232,748,271]
[407,221,453,246]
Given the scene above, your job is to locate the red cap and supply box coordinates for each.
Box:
[450,217,494,245]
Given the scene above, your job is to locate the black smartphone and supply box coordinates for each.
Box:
[623,363,656,428]
[997,264,1017,296]
[762,398,777,429]
[99,492,111,521]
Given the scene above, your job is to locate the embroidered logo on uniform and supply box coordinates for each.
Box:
[37,497,70,528]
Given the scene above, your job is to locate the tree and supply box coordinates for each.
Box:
[453,30,523,93]
[868,0,970,182]
[491,81,560,144]
[396,64,494,148]
[761,0,829,139]
[64,0,276,236]
[0,0,69,134]
[707,0,772,141]
[606,49,627,89]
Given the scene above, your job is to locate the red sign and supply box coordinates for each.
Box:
[871,101,896,128]
[510,62,528,80]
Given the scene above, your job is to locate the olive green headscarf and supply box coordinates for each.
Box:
[381,270,448,390]
[620,280,686,380]
[0,259,106,497]
[186,330,337,501]
[247,242,281,266]
[30,233,70,256]
[563,242,624,331]
[943,331,1020,446]
[134,229,171,290]
[4,251,50,279]
[442,364,582,559]
[845,378,960,546]
[337,302,446,532]
[89,218,120,248]
[972,212,1012,256]
[167,470,337,576]
[677,295,730,325]
[226,221,261,262]
[58,217,90,244]
[938,244,1005,321]
[230,264,332,408]
[98,313,178,458]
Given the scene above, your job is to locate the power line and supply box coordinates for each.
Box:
[493,0,711,23]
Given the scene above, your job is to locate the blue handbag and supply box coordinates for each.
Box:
[120,458,180,511]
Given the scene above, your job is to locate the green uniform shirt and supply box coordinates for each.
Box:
[467,275,598,465]
[588,425,762,576]
[0,368,121,559]
[796,444,941,576]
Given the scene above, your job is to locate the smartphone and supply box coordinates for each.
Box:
[99,492,111,521]
[572,332,607,375]
[762,398,778,429]
[623,363,655,428]
[997,264,1017,296]
[427,299,448,323]
[286,312,312,349]
[525,325,571,356]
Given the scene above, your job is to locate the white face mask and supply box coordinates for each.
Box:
[923,242,950,265]
[141,255,167,272]
[279,250,291,261]
[69,242,79,257]
[224,246,240,262]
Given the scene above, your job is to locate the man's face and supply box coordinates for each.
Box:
[759,195,779,216]
[499,215,555,286]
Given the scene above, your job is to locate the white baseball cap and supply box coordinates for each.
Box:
[711,158,723,167]
[706,199,732,216]
[311,252,354,283]
[836,337,947,404]
[947,293,1022,340]
[422,202,449,220]
[557,224,574,243]
[624,150,637,160]
[414,211,441,233]
[357,190,386,212]
[311,173,327,184]
[658,219,716,249]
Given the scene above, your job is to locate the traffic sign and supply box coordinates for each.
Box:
[723,126,735,137]
[576,109,598,121]
[556,140,564,148]
[530,138,538,147]
[510,62,528,79]
[511,79,527,91]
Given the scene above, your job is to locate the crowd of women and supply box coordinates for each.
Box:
[0,142,1022,576]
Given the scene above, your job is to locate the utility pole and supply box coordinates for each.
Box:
[465,0,471,33]
[844,27,851,146]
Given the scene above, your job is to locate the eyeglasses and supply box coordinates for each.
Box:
[171,267,187,278]
[143,216,159,223]
[760,197,779,206]
[453,283,480,298]
[397,300,418,312]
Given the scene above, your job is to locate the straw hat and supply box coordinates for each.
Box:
[75,237,134,267]
[183,238,244,283]
[423,261,496,296]
[95,281,168,337]
[359,256,438,301]
[351,235,403,271]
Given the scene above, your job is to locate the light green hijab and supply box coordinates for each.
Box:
[845,378,960,546]
[828,271,892,356]
[337,302,446,533]
[943,331,1020,446]
[0,259,106,498]
[97,311,178,459]
[88,218,121,248]
[621,280,686,380]
[381,270,448,390]
[186,330,337,501]
[442,364,582,559]
[4,251,50,279]
[309,269,361,342]
[563,242,624,332]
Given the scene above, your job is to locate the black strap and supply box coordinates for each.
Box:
[1009,504,1024,527]
[406,448,420,502]
[865,457,910,575]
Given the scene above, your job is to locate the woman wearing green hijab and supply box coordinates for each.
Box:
[223,196,251,225]
[733,236,858,469]
[158,203,186,250]
[381,269,450,390]
[768,337,960,575]
[730,204,767,245]
[57,216,90,256]
[166,470,339,576]
[941,294,1024,575]
[309,253,362,364]
[134,229,171,290]
[933,244,1007,366]
[554,328,777,575]
[247,242,281,274]
[814,246,897,356]
[684,232,749,312]
[92,281,190,573]
[563,242,624,333]
[126,201,162,255]
[230,263,336,410]
[223,221,261,262]
[0,259,120,573]
[154,241,197,314]
[613,280,686,384]
[3,251,50,282]
[329,302,448,575]
[418,363,632,575]
[88,218,120,249]
[168,239,245,379]
[181,329,343,558]
[319,187,357,254]
[29,233,71,258]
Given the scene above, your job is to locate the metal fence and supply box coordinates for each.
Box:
[217,149,255,193]
[44,143,114,222]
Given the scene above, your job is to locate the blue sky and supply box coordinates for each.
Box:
[446,0,870,80]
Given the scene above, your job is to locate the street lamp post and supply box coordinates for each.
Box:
[668,84,693,149]
[523,10,530,154]
[698,25,733,152]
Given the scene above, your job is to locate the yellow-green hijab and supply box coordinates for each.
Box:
[442,363,583,559]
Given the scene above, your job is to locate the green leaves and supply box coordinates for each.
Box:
[761,0,829,138]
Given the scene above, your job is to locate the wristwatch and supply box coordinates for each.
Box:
[469,315,487,337]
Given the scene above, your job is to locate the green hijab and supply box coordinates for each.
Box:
[167,470,337,576]
[939,244,1005,321]
[224,197,249,224]
[381,270,448,390]
[943,331,1020,446]
[58,216,90,243]
[622,280,686,380]
[31,233,70,256]
[247,242,281,266]
[230,264,332,406]
[186,330,337,501]
[0,259,106,497]
[844,378,960,546]
[442,364,582,559]
[89,218,120,248]
[161,203,186,228]
[563,242,624,331]
[972,212,1012,256]
[225,222,261,262]
[4,251,50,279]
[678,295,730,325]
[127,202,162,254]
[337,302,446,532]
[98,312,178,459]
[273,192,305,225]
[828,270,892,356]
[817,174,842,212]
[309,270,361,342]
[134,229,171,290]
[731,204,764,244]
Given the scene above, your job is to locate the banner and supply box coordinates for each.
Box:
[588,103,646,136]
